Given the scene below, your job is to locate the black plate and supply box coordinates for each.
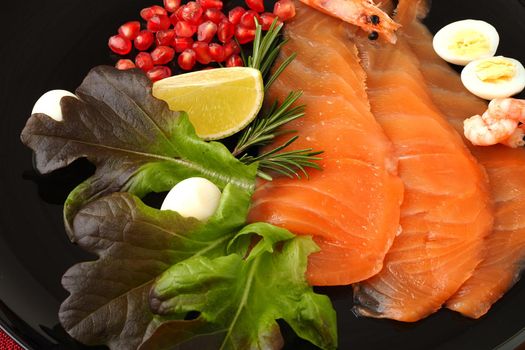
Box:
[1,0,525,349]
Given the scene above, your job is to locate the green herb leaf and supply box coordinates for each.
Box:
[148,224,338,350]
[20,66,256,240]
[59,183,252,350]
[227,222,294,259]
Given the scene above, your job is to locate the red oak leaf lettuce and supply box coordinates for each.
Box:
[20,66,256,240]
[59,184,252,349]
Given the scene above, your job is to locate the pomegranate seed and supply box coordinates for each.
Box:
[228,7,246,25]
[226,54,243,67]
[197,21,217,43]
[164,0,181,12]
[134,30,155,51]
[151,46,175,65]
[260,12,281,30]
[223,40,241,57]
[135,52,154,71]
[118,21,141,41]
[178,49,197,70]
[181,2,204,24]
[234,25,256,44]
[173,37,194,52]
[115,59,136,70]
[147,66,172,82]
[141,5,167,21]
[197,0,223,10]
[156,29,176,46]
[217,20,234,43]
[192,41,212,65]
[240,10,261,29]
[209,43,225,62]
[148,14,171,32]
[246,0,264,13]
[169,13,179,26]
[108,34,132,55]
[203,8,226,24]
[273,0,296,21]
[175,21,197,37]
[140,8,154,20]
[174,6,186,21]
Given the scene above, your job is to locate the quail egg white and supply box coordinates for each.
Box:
[461,56,525,100]
[161,177,222,221]
[31,89,78,121]
[433,19,499,66]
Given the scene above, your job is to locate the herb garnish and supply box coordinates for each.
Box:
[233,91,322,180]
[235,20,323,180]
[241,136,323,180]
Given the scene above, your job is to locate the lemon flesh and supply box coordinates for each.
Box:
[152,67,264,140]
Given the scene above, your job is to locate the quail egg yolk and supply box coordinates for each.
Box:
[448,30,490,59]
[475,58,516,83]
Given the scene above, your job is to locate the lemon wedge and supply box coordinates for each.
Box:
[152,67,264,140]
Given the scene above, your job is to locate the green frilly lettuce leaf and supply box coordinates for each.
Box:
[20,66,257,240]
[148,223,337,350]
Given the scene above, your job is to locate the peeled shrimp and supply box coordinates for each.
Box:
[463,113,517,146]
[464,98,525,147]
[298,0,401,43]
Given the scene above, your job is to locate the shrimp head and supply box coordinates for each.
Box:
[298,0,401,43]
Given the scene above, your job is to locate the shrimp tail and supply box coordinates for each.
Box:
[298,0,401,43]
[394,0,430,25]
[501,125,525,148]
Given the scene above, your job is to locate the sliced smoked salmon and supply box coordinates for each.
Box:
[351,0,493,322]
[248,3,404,286]
[404,9,525,319]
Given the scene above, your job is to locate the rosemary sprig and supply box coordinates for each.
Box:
[240,136,323,181]
[235,16,323,180]
[245,18,295,90]
[232,91,305,157]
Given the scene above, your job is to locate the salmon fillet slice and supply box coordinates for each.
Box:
[248,3,404,286]
[404,9,525,319]
[351,0,493,321]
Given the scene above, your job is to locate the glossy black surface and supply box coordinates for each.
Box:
[1,1,525,349]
